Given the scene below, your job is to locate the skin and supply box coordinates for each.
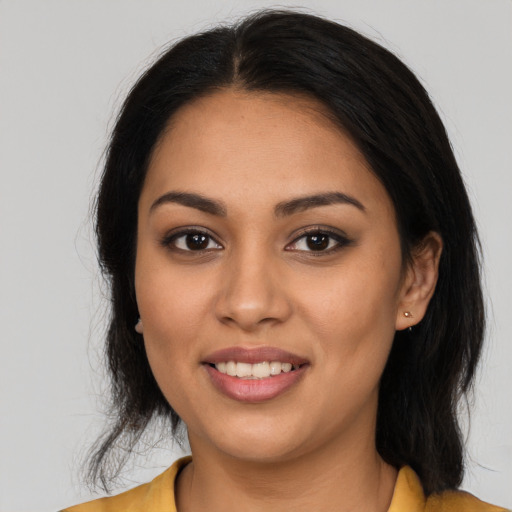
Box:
[135,88,442,512]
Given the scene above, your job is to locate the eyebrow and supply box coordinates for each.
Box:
[149,190,365,217]
[274,192,365,217]
[150,191,227,216]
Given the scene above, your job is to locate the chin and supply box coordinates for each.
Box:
[218,438,306,464]
[188,411,319,464]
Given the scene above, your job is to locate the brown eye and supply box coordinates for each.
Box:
[286,229,351,254]
[185,233,209,250]
[166,230,222,252]
[306,234,329,251]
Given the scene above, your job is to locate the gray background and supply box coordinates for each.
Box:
[1,0,511,510]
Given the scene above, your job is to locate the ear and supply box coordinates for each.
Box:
[135,317,144,334]
[395,232,443,331]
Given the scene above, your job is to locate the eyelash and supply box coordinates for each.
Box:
[160,227,352,255]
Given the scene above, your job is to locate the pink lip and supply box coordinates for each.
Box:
[204,364,308,403]
[202,346,309,403]
[203,346,309,365]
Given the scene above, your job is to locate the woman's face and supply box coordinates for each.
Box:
[135,89,415,462]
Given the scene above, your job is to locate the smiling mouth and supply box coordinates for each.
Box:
[210,361,303,379]
[203,346,309,401]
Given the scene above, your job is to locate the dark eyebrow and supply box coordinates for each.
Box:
[274,192,365,217]
[150,191,227,216]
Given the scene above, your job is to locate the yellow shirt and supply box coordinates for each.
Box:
[62,457,508,512]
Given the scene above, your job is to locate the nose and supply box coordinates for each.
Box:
[214,247,292,332]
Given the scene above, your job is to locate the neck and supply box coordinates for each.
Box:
[176,429,397,512]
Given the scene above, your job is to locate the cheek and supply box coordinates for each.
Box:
[135,240,212,335]
[136,273,206,415]
[134,249,214,388]
[140,278,206,340]
[295,251,402,366]
[297,267,400,429]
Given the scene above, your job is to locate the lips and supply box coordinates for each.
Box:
[204,346,309,365]
[202,347,309,403]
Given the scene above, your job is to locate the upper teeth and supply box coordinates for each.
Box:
[215,361,297,379]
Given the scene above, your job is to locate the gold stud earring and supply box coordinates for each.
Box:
[403,311,414,333]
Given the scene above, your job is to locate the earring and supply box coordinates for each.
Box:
[403,311,413,332]
[135,318,143,334]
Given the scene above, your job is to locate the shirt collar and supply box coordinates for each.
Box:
[387,466,426,512]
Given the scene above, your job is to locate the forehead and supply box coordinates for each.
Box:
[142,88,393,218]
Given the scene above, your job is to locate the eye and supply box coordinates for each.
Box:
[286,229,351,253]
[163,229,223,252]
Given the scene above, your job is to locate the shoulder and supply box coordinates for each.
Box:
[60,456,191,512]
[390,466,509,512]
[425,489,509,512]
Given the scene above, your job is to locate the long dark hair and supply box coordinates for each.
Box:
[89,9,484,495]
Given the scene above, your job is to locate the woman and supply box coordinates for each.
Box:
[62,9,508,512]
